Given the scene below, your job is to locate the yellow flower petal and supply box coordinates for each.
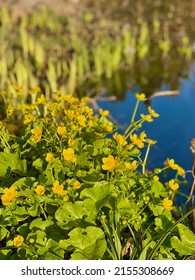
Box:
[148,107,159,117]
[141,114,153,122]
[99,108,110,117]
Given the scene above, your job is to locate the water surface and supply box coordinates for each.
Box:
[97,63,195,201]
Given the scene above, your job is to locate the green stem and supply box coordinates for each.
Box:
[147,207,195,260]
[125,119,144,140]
[39,202,47,220]
[142,144,151,174]
[125,99,140,136]
[107,171,110,181]
[0,133,11,150]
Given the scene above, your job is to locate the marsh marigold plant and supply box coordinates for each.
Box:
[0,87,194,261]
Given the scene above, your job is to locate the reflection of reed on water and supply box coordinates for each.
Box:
[150,90,180,98]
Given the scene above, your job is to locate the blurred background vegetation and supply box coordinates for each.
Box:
[0,0,195,100]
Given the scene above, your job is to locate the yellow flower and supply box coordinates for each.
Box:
[63,95,78,104]
[130,134,144,148]
[102,155,118,172]
[80,96,90,103]
[63,195,69,202]
[23,114,36,125]
[62,148,76,162]
[48,103,57,116]
[140,131,147,141]
[1,186,17,206]
[68,139,74,146]
[94,132,105,137]
[81,105,93,115]
[88,120,94,127]
[36,94,47,105]
[153,175,159,181]
[77,115,86,127]
[12,85,24,95]
[154,168,162,175]
[99,108,109,117]
[125,160,138,171]
[52,180,67,195]
[21,104,37,111]
[71,124,79,131]
[167,159,178,170]
[168,179,179,191]
[167,160,185,177]
[146,139,157,145]
[141,114,153,122]
[113,133,127,146]
[29,238,35,244]
[57,125,67,136]
[177,166,185,177]
[162,197,173,211]
[65,109,75,120]
[31,127,42,143]
[28,86,41,95]
[148,107,159,118]
[135,93,146,101]
[104,125,113,133]
[73,181,81,189]
[46,152,54,163]
[13,235,24,247]
[35,185,45,195]
[7,104,14,117]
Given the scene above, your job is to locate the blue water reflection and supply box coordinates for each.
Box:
[97,63,195,202]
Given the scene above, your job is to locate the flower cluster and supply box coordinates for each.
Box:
[0,88,190,261]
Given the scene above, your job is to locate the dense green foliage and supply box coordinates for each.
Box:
[0,89,194,259]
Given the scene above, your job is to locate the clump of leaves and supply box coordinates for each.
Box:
[0,88,194,260]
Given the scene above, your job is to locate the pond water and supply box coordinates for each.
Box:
[97,62,195,203]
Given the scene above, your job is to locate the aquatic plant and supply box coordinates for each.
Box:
[0,88,194,260]
[0,4,193,99]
